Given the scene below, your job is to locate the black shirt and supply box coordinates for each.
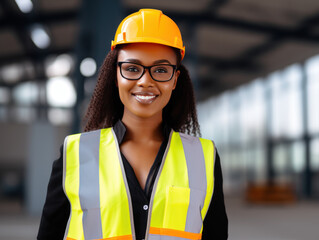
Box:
[37,121,228,239]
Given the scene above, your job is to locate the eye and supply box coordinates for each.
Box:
[125,65,140,72]
[153,66,169,73]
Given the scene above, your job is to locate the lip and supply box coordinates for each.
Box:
[132,92,158,104]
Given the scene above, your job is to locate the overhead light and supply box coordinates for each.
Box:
[12,82,39,106]
[30,25,51,49]
[1,64,24,83]
[15,0,33,13]
[45,54,74,77]
[80,58,97,77]
[47,76,76,107]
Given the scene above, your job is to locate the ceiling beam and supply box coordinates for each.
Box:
[124,7,319,85]
[126,7,319,43]
[0,0,78,78]
[177,12,319,43]
[0,10,78,29]
[197,55,261,71]
[0,0,35,64]
[0,47,73,66]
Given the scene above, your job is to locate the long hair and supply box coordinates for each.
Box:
[84,47,201,136]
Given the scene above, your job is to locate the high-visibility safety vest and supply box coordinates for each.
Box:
[63,127,216,240]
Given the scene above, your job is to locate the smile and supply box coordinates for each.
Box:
[133,94,158,104]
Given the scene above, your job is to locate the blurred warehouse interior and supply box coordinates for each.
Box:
[0,0,319,218]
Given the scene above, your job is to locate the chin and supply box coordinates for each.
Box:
[127,107,163,120]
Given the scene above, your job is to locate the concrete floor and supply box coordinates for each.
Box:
[0,197,318,240]
[226,197,319,240]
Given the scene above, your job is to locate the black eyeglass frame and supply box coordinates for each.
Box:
[117,61,177,82]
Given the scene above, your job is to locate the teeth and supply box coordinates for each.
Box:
[135,95,156,100]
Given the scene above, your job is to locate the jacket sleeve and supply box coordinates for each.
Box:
[201,150,228,239]
[37,145,70,240]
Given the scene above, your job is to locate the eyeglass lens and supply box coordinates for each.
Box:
[120,62,174,81]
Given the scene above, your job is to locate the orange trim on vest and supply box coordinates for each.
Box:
[67,235,132,240]
[149,227,202,240]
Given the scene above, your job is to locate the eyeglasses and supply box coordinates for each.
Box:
[117,62,177,82]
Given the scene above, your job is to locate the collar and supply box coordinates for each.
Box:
[113,120,171,145]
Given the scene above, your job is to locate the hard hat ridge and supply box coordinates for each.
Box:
[111,9,185,60]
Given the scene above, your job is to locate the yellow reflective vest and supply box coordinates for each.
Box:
[63,127,215,240]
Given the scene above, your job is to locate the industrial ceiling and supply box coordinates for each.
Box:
[1,0,319,101]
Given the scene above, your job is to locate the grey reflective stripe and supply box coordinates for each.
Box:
[179,133,207,233]
[111,128,136,240]
[78,130,103,239]
[63,136,71,240]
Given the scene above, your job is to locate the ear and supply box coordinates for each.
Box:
[172,70,180,90]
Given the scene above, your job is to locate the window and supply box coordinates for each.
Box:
[306,55,319,134]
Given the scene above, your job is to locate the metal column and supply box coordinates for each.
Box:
[72,0,123,133]
[301,64,312,198]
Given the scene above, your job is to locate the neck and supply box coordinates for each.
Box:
[121,110,164,143]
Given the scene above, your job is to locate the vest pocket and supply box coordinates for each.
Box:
[163,186,190,230]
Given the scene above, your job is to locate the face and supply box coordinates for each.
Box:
[117,43,180,120]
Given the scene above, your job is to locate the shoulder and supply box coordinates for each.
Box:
[64,128,113,141]
[174,131,216,149]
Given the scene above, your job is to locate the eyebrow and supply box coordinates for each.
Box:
[123,58,172,65]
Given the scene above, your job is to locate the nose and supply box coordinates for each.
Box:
[136,69,154,87]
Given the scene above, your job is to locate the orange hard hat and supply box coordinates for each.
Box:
[111,9,185,60]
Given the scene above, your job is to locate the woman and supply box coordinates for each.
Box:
[38,9,228,240]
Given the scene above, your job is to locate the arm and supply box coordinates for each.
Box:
[202,150,228,239]
[37,145,70,240]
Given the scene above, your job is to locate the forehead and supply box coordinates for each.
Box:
[117,43,177,64]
